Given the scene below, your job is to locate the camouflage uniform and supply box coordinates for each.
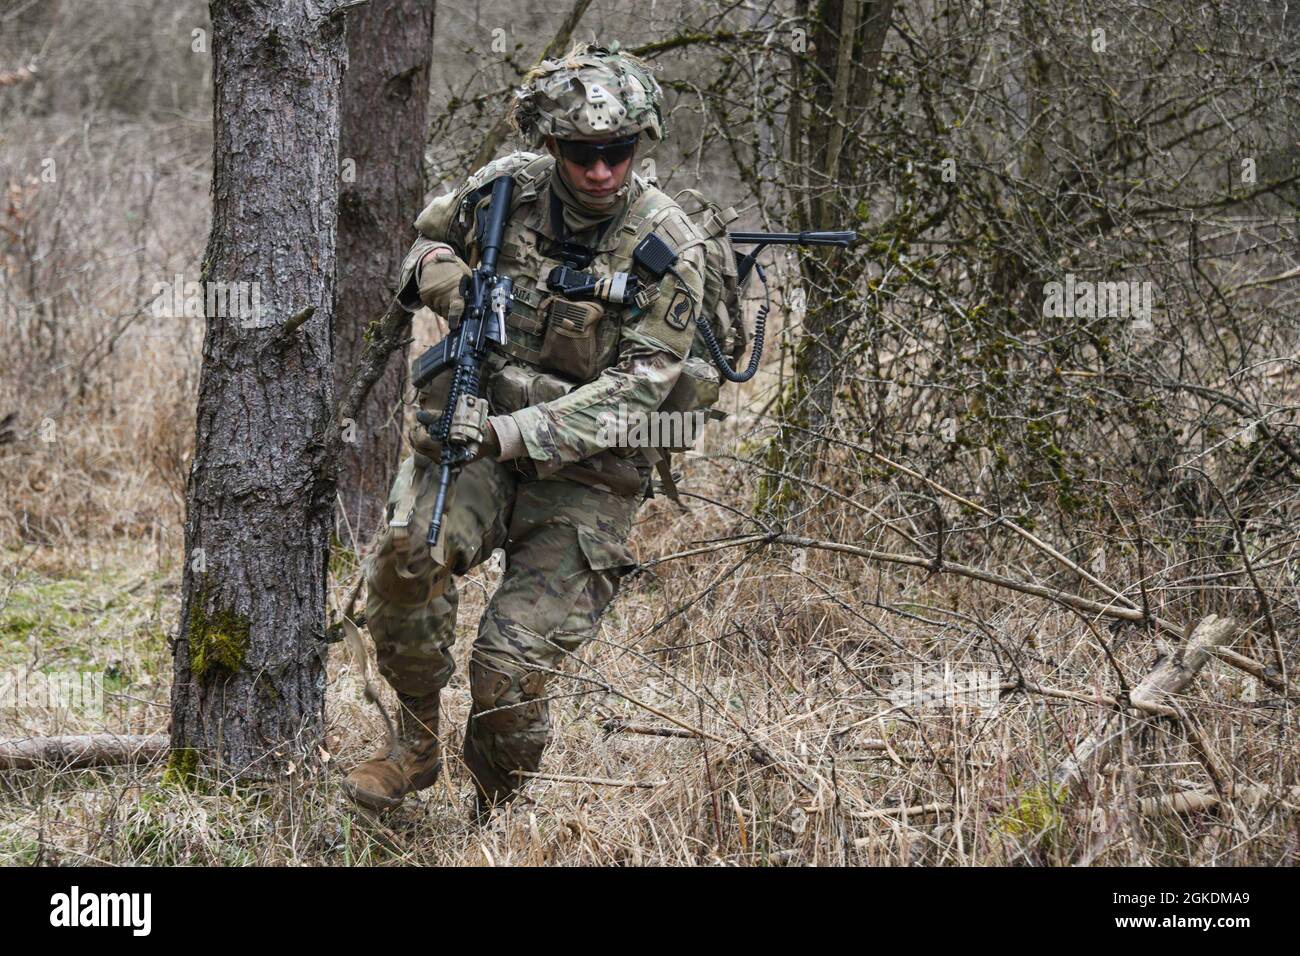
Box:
[348,46,708,812]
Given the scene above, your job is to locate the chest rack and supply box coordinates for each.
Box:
[544,229,859,307]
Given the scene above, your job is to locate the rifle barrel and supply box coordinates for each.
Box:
[729,231,858,247]
[478,176,515,272]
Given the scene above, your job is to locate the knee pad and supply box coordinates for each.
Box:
[469,657,549,735]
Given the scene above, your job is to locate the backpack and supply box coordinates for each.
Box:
[634,187,752,498]
[672,188,747,369]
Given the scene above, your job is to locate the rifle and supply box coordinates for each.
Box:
[407,174,516,547]
[729,231,858,287]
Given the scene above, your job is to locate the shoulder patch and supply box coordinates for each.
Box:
[665,287,694,331]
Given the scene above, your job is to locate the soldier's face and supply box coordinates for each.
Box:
[548,136,636,197]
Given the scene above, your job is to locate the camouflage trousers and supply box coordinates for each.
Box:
[364,453,640,806]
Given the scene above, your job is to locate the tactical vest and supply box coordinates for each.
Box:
[415,151,715,496]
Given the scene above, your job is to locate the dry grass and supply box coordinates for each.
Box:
[2,474,1296,866]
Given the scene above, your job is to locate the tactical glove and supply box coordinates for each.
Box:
[417,245,472,318]
[411,410,501,464]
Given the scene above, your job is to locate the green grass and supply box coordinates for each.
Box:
[0,549,177,730]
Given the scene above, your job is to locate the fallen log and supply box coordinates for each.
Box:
[1210,646,1293,695]
[0,733,169,771]
[1054,614,1236,791]
[1133,783,1300,819]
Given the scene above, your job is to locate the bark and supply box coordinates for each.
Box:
[170,0,349,781]
[333,0,435,539]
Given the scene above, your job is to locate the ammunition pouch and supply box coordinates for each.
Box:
[486,359,572,414]
[483,360,644,497]
[558,450,645,497]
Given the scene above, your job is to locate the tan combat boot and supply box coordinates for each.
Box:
[342,693,442,811]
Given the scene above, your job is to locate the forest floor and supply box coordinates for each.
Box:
[2,502,1293,866]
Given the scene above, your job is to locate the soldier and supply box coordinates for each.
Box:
[342,43,708,820]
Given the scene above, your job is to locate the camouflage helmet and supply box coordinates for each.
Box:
[512,43,664,143]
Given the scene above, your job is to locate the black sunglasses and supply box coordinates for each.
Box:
[555,135,639,168]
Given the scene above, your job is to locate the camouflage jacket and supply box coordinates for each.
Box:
[395,151,707,493]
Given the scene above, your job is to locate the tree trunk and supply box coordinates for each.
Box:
[169,0,348,782]
[762,0,895,516]
[333,0,435,540]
